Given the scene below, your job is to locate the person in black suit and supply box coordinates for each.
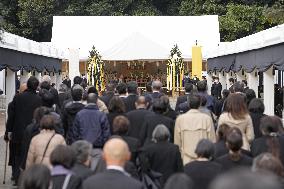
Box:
[113,116,141,163]
[161,96,177,121]
[214,89,230,118]
[215,127,252,172]
[100,83,115,108]
[83,138,144,189]
[5,76,42,184]
[211,77,222,100]
[184,139,222,189]
[107,96,126,134]
[140,99,175,145]
[145,81,164,107]
[126,96,154,140]
[251,116,284,165]
[175,83,193,111]
[228,78,235,93]
[124,81,138,112]
[140,125,183,185]
[71,141,94,181]
[248,98,266,139]
[214,123,230,159]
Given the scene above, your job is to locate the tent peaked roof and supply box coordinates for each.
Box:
[101,32,169,61]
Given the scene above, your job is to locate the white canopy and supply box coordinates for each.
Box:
[51,16,220,60]
[101,32,170,60]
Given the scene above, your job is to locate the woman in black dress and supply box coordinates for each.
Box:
[107,96,126,134]
[184,139,222,189]
[215,127,252,172]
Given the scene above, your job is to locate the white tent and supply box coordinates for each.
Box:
[101,32,170,60]
[51,16,220,60]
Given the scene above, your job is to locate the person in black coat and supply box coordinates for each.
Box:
[214,123,230,159]
[124,81,138,112]
[140,125,183,185]
[140,99,175,145]
[100,83,115,108]
[126,96,154,140]
[58,84,72,112]
[214,89,230,118]
[214,124,251,159]
[83,138,144,189]
[5,76,42,183]
[248,98,267,139]
[20,107,51,169]
[71,141,94,181]
[211,77,222,100]
[145,80,164,107]
[215,127,252,172]
[161,96,177,121]
[50,145,82,189]
[251,116,284,165]
[175,83,193,111]
[112,116,141,163]
[184,139,222,189]
[62,88,85,142]
[107,96,126,134]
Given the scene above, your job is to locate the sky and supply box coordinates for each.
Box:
[51,16,220,60]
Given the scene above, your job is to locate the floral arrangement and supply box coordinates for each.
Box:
[87,46,105,91]
[167,44,184,90]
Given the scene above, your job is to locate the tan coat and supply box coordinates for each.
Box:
[174,109,216,165]
[218,112,254,151]
[26,130,66,169]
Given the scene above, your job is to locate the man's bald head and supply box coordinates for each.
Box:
[135,96,148,109]
[103,138,130,167]
[87,93,98,104]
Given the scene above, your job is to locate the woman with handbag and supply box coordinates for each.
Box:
[26,114,66,169]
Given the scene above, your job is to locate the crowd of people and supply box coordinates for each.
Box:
[4,74,284,189]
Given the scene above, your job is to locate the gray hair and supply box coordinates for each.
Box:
[71,140,92,164]
[72,84,84,92]
[152,80,162,90]
[152,124,170,142]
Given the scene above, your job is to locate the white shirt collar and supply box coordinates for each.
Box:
[107,165,130,176]
[107,165,125,172]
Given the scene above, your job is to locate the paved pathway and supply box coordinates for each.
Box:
[0,111,13,188]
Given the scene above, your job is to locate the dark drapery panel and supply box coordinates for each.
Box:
[207,54,235,73]
[0,47,62,72]
[208,43,284,72]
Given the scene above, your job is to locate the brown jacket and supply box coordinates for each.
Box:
[26,130,66,169]
[218,112,254,150]
[174,109,216,165]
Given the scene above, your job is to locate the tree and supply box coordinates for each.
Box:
[0,0,21,36]
[17,0,60,41]
[264,0,284,24]
[219,4,275,41]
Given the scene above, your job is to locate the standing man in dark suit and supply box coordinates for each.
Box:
[126,96,154,140]
[124,81,138,112]
[6,76,42,184]
[83,138,144,189]
[100,83,115,108]
[140,99,175,145]
[116,82,128,105]
[175,83,193,111]
[211,77,222,100]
